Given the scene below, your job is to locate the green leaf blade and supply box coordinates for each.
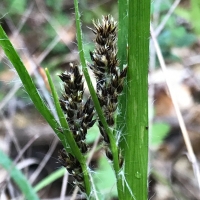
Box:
[0,149,40,200]
[0,26,63,142]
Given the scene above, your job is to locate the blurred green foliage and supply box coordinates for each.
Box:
[93,156,117,199]
[86,124,99,144]
[152,0,198,62]
[158,21,196,61]
[150,122,170,147]
[1,0,198,65]
[8,0,27,14]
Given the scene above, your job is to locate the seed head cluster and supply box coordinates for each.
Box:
[59,63,96,191]
[59,63,96,153]
[58,149,85,192]
[58,15,127,193]
[89,15,127,165]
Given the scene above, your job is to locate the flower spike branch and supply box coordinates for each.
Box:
[89,15,127,166]
[66,1,127,196]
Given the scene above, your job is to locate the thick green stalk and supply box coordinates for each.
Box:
[73,0,123,198]
[123,1,150,199]
[116,2,128,198]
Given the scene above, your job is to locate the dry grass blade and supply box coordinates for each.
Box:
[60,171,69,200]
[1,114,21,154]
[29,137,59,185]
[155,0,181,37]
[0,135,39,198]
[35,0,75,48]
[150,24,200,194]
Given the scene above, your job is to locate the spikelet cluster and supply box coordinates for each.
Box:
[58,15,127,193]
[59,63,96,192]
[58,149,85,192]
[59,63,96,153]
[89,15,127,166]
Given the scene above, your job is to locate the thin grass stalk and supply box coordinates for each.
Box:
[34,168,65,192]
[0,149,39,200]
[45,69,81,159]
[122,1,150,199]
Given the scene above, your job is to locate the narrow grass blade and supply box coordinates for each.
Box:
[117,0,128,143]
[45,68,81,159]
[45,68,92,197]
[0,149,39,200]
[0,26,64,143]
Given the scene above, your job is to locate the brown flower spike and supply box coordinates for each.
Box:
[58,149,85,192]
[89,15,127,166]
[59,64,96,192]
[59,63,96,153]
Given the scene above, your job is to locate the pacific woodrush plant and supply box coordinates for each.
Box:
[58,15,127,194]
[0,0,150,198]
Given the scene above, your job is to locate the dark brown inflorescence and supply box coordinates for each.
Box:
[59,63,96,192]
[58,149,85,192]
[59,63,96,154]
[88,15,127,167]
[58,15,127,193]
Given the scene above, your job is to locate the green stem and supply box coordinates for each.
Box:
[73,0,123,198]
[45,69,91,196]
[123,1,150,199]
[45,69,79,157]
[0,22,92,198]
[73,0,111,140]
